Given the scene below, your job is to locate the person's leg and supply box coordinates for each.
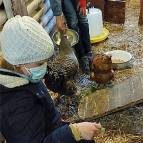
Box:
[62,0,91,74]
[62,0,85,59]
[70,0,92,74]
[70,0,92,58]
[78,14,93,72]
[78,15,91,54]
[77,11,93,63]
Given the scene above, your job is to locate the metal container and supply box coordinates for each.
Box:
[105,50,133,70]
[52,28,79,46]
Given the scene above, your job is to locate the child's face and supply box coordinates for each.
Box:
[16,60,47,76]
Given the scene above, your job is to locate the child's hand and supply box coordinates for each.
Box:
[73,122,102,140]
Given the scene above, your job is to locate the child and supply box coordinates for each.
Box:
[0,15,101,143]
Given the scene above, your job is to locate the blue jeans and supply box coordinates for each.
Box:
[62,0,91,59]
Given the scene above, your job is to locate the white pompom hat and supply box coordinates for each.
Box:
[1,15,54,65]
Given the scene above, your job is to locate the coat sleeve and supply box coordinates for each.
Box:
[80,0,86,8]
[37,82,69,131]
[43,124,77,143]
[49,0,62,16]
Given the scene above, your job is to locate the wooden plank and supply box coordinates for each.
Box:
[139,0,143,25]
[0,10,7,28]
[78,71,143,120]
[27,0,44,15]
[11,0,28,16]
[32,6,45,22]
[3,0,14,18]
[0,0,2,6]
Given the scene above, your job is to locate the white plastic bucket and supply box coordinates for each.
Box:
[87,8,103,38]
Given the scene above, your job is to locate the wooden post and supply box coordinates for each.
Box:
[3,0,14,18]
[0,0,2,6]
[3,0,28,19]
[11,0,28,16]
[0,10,7,29]
[139,0,143,25]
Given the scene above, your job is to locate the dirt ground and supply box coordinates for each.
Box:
[91,0,143,138]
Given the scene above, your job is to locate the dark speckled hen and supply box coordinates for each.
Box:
[44,33,79,96]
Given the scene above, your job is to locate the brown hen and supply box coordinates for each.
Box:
[91,54,114,83]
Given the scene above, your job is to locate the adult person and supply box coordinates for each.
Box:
[50,0,92,74]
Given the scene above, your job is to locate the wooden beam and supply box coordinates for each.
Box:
[139,0,143,25]
[11,0,28,16]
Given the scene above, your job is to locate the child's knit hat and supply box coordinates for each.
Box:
[1,15,54,65]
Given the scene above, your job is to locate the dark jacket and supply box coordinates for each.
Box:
[0,69,77,143]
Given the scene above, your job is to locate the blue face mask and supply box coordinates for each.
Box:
[24,62,47,83]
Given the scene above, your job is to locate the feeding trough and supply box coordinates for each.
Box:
[87,8,109,43]
[105,50,133,70]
